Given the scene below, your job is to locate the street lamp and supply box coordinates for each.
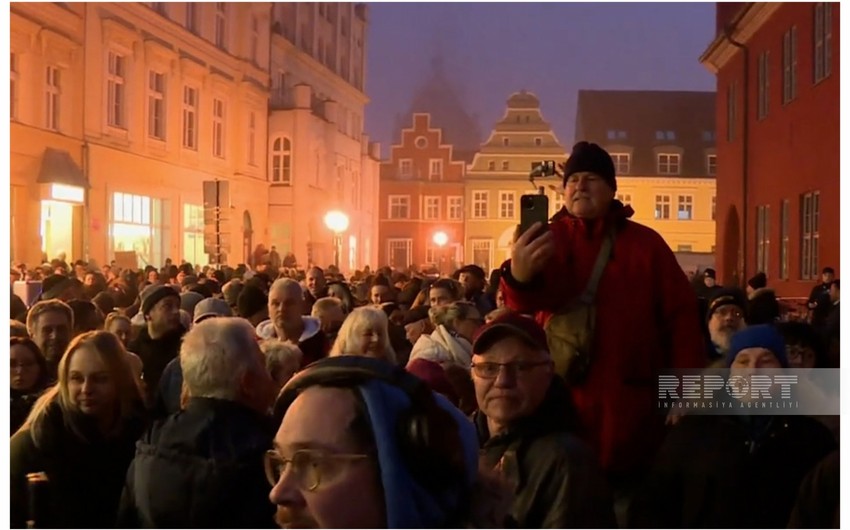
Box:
[433,231,448,275]
[324,210,350,270]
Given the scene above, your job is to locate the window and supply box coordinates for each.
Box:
[707,154,717,175]
[399,159,412,178]
[429,159,443,179]
[414,136,428,149]
[534,137,542,146]
[212,98,225,158]
[182,86,198,150]
[472,191,489,219]
[657,154,680,175]
[616,193,632,205]
[499,192,515,219]
[471,240,492,273]
[247,112,256,165]
[147,71,166,140]
[677,245,693,252]
[389,196,410,219]
[757,51,770,119]
[756,205,770,274]
[251,16,259,63]
[423,196,440,220]
[45,66,61,130]
[726,82,737,142]
[501,161,509,171]
[502,137,510,147]
[215,3,228,50]
[655,195,671,220]
[611,153,630,174]
[271,137,292,185]
[800,192,820,280]
[110,192,169,268]
[186,2,198,33]
[780,200,790,280]
[711,196,717,221]
[448,196,463,220]
[107,52,126,128]
[487,161,496,171]
[782,26,798,103]
[702,130,715,142]
[425,246,437,265]
[551,193,565,216]
[11,52,18,120]
[677,195,693,220]
[387,239,412,270]
[183,204,208,266]
[655,130,676,141]
[607,130,617,140]
[814,3,832,83]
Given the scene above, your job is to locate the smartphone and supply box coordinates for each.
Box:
[519,194,550,238]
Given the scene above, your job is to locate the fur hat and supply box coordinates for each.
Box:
[562,141,617,191]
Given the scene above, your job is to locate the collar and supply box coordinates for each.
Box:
[552,200,633,238]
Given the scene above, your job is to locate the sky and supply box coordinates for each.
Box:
[364,2,717,157]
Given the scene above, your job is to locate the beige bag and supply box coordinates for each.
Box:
[544,228,614,384]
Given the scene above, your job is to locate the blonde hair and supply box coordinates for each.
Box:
[329,307,397,364]
[311,297,343,319]
[19,331,143,444]
[104,311,131,330]
[429,301,479,330]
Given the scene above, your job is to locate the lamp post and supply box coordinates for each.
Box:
[433,231,448,275]
[323,210,349,270]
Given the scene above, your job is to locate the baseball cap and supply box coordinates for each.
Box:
[471,313,549,355]
[193,297,233,324]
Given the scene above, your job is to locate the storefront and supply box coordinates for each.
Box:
[37,148,87,262]
[109,191,170,269]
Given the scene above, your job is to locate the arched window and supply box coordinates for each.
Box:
[271,137,292,185]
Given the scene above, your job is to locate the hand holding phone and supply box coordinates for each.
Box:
[518,194,550,238]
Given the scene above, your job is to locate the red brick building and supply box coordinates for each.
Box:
[378,113,466,271]
[700,2,839,297]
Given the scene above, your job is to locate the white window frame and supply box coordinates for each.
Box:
[215,3,228,50]
[655,195,671,220]
[756,205,771,274]
[677,195,694,221]
[611,153,630,174]
[448,196,463,220]
[471,239,493,273]
[657,154,680,175]
[757,51,770,120]
[707,154,717,175]
[45,65,61,131]
[499,191,515,220]
[107,51,127,129]
[387,239,412,270]
[814,3,832,83]
[271,137,292,185]
[399,159,412,178]
[429,159,443,179]
[212,98,225,159]
[783,26,798,104]
[423,196,440,220]
[248,112,256,166]
[800,191,820,280]
[472,191,489,219]
[388,195,410,219]
[182,85,198,150]
[780,199,790,280]
[147,70,166,140]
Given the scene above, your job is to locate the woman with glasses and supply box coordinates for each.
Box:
[10,337,50,434]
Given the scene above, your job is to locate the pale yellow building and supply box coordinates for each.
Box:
[268,3,380,272]
[463,91,567,272]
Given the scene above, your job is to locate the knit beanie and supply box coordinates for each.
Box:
[727,324,788,367]
[237,284,268,318]
[180,291,205,315]
[706,288,748,322]
[748,272,768,290]
[140,284,180,316]
[562,141,617,191]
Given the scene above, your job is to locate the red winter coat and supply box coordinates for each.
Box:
[500,203,706,479]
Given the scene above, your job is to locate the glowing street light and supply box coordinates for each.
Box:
[324,210,350,234]
[432,231,448,247]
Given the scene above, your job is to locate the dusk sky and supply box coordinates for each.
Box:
[365,2,717,157]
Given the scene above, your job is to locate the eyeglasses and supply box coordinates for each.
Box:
[714,307,744,320]
[264,449,370,491]
[470,360,551,379]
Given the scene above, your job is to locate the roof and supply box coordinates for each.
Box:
[574,90,716,178]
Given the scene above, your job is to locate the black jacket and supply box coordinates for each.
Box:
[807,283,832,328]
[474,379,616,528]
[117,397,277,528]
[10,388,45,435]
[9,400,145,528]
[629,415,837,528]
[747,288,780,325]
[787,450,840,529]
[129,326,186,404]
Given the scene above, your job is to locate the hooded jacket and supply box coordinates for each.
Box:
[408,325,473,370]
[474,379,616,528]
[256,316,328,368]
[500,202,706,478]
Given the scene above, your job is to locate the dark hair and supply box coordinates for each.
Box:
[777,321,828,368]
[430,278,461,299]
[823,267,835,275]
[10,337,50,391]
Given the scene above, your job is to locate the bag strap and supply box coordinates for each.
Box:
[578,226,616,305]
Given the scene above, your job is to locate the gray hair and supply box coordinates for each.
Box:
[311,296,343,319]
[270,278,303,299]
[429,301,479,331]
[260,339,302,380]
[180,317,264,401]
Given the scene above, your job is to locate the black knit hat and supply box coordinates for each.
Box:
[140,284,180,316]
[747,272,767,290]
[237,284,268,318]
[562,141,617,191]
[706,288,747,321]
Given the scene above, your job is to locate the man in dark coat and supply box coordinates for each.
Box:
[746,272,780,325]
[456,264,496,316]
[471,314,616,528]
[118,318,277,528]
[807,267,835,329]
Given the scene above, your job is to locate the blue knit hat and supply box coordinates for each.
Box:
[727,325,788,367]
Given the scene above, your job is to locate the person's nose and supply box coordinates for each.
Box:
[493,365,517,388]
[269,468,306,509]
[81,377,93,395]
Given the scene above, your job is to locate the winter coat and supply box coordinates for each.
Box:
[256,316,328,368]
[475,379,616,528]
[152,357,183,419]
[408,325,472,370]
[129,326,186,404]
[10,388,45,435]
[629,415,837,528]
[499,202,707,479]
[747,287,781,325]
[117,398,276,528]
[9,400,146,528]
[806,282,832,329]
[787,450,840,529]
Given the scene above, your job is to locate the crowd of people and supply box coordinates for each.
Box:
[8,142,840,528]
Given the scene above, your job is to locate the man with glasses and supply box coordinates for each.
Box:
[470,313,616,528]
[705,288,748,366]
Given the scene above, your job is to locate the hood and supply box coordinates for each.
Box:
[551,199,634,238]
[748,287,776,301]
[256,316,322,342]
[408,326,473,370]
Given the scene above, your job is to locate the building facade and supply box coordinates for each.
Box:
[700,2,839,296]
[464,91,567,273]
[378,113,466,272]
[574,89,717,271]
[268,2,380,272]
